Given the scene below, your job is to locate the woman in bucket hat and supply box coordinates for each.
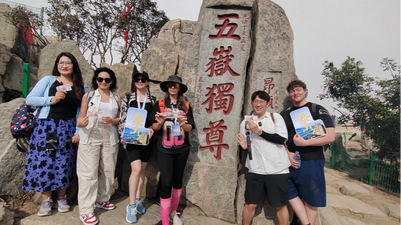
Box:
[150,75,195,225]
[118,71,157,223]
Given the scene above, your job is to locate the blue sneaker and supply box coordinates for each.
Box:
[135,198,146,214]
[126,204,137,224]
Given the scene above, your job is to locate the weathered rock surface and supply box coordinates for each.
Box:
[37,40,93,86]
[339,181,372,200]
[100,63,137,98]
[318,205,343,225]
[0,204,14,225]
[0,4,18,49]
[0,98,27,196]
[141,19,196,83]
[244,0,296,114]
[327,194,388,220]
[3,54,36,92]
[340,216,371,225]
[385,203,400,219]
[0,43,11,76]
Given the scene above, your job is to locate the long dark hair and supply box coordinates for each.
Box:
[91,67,117,91]
[164,90,187,112]
[52,52,84,99]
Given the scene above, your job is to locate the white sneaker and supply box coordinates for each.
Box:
[37,199,53,217]
[169,211,183,225]
[80,213,98,225]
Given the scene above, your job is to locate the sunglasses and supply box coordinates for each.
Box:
[96,77,112,83]
[134,77,147,83]
[167,83,180,89]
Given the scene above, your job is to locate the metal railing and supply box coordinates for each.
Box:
[330,139,400,195]
[369,151,400,195]
[0,0,44,35]
[0,0,42,14]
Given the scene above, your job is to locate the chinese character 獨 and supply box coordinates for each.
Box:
[202,83,234,115]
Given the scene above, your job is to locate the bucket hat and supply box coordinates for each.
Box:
[160,75,188,93]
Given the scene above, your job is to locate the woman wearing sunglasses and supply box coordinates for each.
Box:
[118,71,156,223]
[76,67,121,225]
[150,75,195,225]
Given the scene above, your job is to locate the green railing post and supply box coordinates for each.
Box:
[22,63,30,97]
[40,7,44,36]
[369,151,376,185]
[330,141,335,168]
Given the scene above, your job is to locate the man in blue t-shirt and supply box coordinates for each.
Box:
[281,80,335,225]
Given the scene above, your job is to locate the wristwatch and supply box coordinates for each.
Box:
[257,129,263,135]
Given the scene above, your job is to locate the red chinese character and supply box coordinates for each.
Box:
[209,14,240,41]
[263,78,275,94]
[202,83,234,115]
[199,120,229,161]
[242,14,249,24]
[206,46,240,77]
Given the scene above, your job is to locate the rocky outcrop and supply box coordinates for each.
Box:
[0,4,18,49]
[100,63,137,98]
[385,203,400,219]
[141,19,196,83]
[37,40,93,86]
[3,55,37,92]
[0,98,27,196]
[327,193,388,220]
[0,204,14,225]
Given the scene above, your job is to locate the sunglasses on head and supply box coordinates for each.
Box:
[134,77,147,83]
[167,83,180,89]
[96,77,112,83]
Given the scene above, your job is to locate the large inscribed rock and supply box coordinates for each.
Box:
[185,7,252,222]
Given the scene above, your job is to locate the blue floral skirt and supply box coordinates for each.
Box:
[22,118,77,192]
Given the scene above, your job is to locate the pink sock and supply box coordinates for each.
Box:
[160,197,171,225]
[171,188,182,213]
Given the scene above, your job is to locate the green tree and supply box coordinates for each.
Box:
[46,0,169,67]
[319,57,400,160]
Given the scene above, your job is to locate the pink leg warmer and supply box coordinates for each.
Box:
[160,197,172,225]
[171,188,182,213]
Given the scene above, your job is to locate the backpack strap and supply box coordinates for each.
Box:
[280,106,293,115]
[270,112,275,124]
[159,99,165,113]
[125,94,131,114]
[311,103,317,116]
[184,101,189,114]
[151,96,156,105]
[86,91,95,107]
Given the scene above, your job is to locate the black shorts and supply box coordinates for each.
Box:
[125,142,153,163]
[244,173,289,207]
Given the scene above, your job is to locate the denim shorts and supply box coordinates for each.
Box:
[288,159,326,207]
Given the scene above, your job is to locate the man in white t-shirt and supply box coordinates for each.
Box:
[237,90,291,225]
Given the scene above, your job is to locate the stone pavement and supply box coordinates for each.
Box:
[12,167,400,225]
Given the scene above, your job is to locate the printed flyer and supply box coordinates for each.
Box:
[122,108,150,145]
[290,107,327,140]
